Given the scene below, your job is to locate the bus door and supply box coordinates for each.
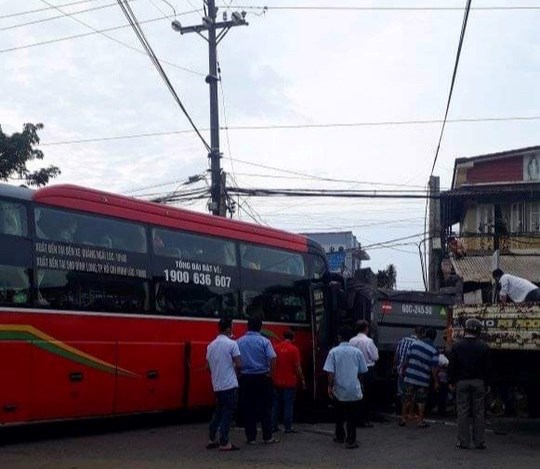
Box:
[309,282,334,401]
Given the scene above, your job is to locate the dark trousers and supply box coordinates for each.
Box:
[359,367,375,424]
[209,388,238,446]
[272,387,296,431]
[240,374,273,442]
[437,382,449,417]
[334,400,360,445]
[525,288,540,302]
[456,379,486,448]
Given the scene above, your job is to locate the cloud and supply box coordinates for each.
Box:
[2,0,539,288]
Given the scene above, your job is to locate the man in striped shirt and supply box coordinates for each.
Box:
[400,327,439,428]
[394,326,425,402]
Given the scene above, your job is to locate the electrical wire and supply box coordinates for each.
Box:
[430,0,472,177]
[146,0,168,16]
[423,0,472,291]
[227,187,439,199]
[1,1,134,32]
[0,0,103,19]
[116,0,211,151]
[0,9,206,77]
[361,233,425,250]
[124,172,206,194]
[40,115,540,145]
[233,4,540,12]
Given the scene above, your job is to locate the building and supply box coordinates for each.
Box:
[302,231,370,276]
[436,146,540,302]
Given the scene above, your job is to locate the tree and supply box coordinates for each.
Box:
[377,264,397,290]
[0,123,60,187]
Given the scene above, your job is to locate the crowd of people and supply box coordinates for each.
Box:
[205,316,305,451]
[205,315,492,452]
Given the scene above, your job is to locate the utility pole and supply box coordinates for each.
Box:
[428,176,441,292]
[171,1,248,216]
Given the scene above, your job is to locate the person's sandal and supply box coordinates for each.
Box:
[417,421,430,428]
[263,437,280,444]
[206,441,219,449]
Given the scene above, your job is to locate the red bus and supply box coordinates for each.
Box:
[0,183,333,425]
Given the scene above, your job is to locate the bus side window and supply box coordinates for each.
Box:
[0,201,27,237]
[155,281,239,318]
[37,269,150,313]
[0,265,30,305]
[34,207,147,253]
[240,244,305,276]
[152,228,237,266]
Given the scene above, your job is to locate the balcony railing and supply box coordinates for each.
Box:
[456,233,540,254]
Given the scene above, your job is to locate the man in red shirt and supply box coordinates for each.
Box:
[272,330,306,433]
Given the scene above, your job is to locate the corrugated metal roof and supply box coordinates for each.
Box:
[451,255,540,283]
[442,182,540,198]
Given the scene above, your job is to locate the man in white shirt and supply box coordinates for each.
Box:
[206,318,242,451]
[492,269,540,303]
[350,320,379,427]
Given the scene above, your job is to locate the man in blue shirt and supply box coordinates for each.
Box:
[237,315,278,444]
[323,326,368,449]
[400,327,439,428]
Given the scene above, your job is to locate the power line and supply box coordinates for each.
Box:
[41,115,540,146]
[361,233,424,250]
[430,0,472,176]
[115,0,211,151]
[146,0,168,17]
[0,1,132,32]
[124,172,206,194]
[268,217,425,230]
[0,10,206,77]
[228,171,431,189]
[0,0,103,19]
[227,187,440,199]
[233,4,540,12]
[226,162,432,189]
[424,0,472,291]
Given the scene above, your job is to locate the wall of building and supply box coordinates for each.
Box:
[465,156,523,185]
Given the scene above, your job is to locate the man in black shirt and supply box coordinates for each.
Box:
[448,318,492,450]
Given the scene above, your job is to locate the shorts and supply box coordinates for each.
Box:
[404,383,429,404]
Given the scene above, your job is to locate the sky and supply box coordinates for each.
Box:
[1,0,540,289]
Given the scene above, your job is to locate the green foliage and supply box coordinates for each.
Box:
[0,123,60,187]
[377,264,397,290]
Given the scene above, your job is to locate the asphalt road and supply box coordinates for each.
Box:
[1,415,538,469]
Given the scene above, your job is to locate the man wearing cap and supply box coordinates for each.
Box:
[448,318,493,450]
[492,269,540,303]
